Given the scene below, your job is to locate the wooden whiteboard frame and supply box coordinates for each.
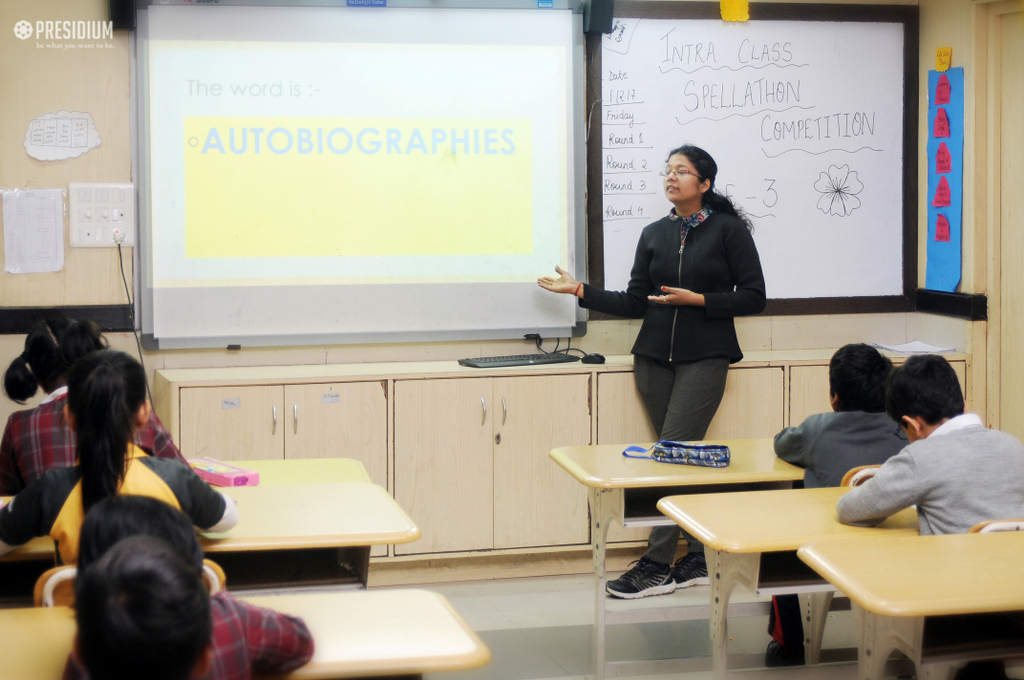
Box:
[585,2,920,317]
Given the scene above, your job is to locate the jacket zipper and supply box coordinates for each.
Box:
[668,232,684,362]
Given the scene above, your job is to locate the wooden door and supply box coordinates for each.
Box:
[179,386,284,461]
[493,374,591,549]
[1000,10,1024,439]
[789,365,832,427]
[595,372,659,445]
[283,382,388,488]
[394,378,494,555]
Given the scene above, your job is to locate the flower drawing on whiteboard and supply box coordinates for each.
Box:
[813,165,863,217]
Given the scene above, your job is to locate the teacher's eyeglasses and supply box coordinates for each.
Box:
[659,167,700,179]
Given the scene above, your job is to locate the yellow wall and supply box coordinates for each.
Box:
[1,0,999,429]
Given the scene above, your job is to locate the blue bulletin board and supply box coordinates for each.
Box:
[925,67,964,292]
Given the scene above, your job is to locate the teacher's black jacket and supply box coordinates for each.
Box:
[580,212,766,364]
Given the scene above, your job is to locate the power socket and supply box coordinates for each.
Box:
[69,183,135,248]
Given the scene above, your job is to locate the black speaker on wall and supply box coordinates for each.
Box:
[110,0,135,31]
[583,0,614,34]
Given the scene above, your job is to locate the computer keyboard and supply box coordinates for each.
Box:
[458,353,581,368]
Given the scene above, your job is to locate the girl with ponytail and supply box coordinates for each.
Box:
[539,144,765,598]
[0,349,237,564]
[1,318,184,494]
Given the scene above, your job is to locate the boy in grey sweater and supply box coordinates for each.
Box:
[836,354,1024,534]
[836,353,1024,680]
[767,344,907,666]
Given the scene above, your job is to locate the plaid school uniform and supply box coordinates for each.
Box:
[0,391,185,494]
[63,591,314,680]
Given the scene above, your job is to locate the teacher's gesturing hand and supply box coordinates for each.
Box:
[537,266,584,298]
[648,286,705,307]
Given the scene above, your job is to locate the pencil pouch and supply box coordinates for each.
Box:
[190,458,260,487]
[622,441,731,468]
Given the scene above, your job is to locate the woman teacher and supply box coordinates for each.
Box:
[538,144,766,598]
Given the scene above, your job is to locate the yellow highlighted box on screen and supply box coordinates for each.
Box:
[183,117,533,258]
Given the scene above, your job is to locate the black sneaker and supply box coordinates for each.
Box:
[671,553,710,588]
[765,640,805,667]
[605,556,675,599]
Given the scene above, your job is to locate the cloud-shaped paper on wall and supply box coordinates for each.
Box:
[23,111,102,161]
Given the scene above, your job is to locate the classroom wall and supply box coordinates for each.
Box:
[0,0,992,431]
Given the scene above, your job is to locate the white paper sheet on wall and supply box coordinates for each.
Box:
[2,188,65,273]
[23,111,101,161]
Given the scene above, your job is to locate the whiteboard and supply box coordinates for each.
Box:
[599,15,907,300]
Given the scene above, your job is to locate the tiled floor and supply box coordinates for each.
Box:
[415,573,860,680]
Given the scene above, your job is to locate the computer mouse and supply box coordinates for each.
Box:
[581,353,606,364]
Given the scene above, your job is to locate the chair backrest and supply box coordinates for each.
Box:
[969,518,1024,533]
[202,559,226,595]
[34,566,77,607]
[33,560,227,607]
[840,465,881,487]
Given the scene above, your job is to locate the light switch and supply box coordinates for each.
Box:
[69,183,135,247]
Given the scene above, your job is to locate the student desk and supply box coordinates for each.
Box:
[549,439,803,680]
[799,532,1024,680]
[0,459,419,597]
[657,487,919,680]
[0,589,490,680]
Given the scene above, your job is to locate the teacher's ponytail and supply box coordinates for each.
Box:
[67,350,147,512]
[667,144,753,232]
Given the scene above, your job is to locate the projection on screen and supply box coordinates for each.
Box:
[140,6,581,346]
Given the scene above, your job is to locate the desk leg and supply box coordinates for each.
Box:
[853,603,924,680]
[799,590,833,665]
[590,488,621,680]
[707,548,758,680]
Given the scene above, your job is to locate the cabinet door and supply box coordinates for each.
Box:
[283,382,388,488]
[596,372,658,445]
[790,365,832,427]
[179,386,284,461]
[596,372,660,543]
[493,374,591,549]
[705,367,786,439]
[394,378,494,555]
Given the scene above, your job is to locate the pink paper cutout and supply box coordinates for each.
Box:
[935,74,951,105]
[933,108,951,138]
[932,176,952,207]
[935,215,950,242]
[936,143,952,174]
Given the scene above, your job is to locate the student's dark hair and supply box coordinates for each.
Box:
[2,317,106,404]
[3,317,73,402]
[78,496,204,575]
[885,354,965,426]
[66,350,148,512]
[75,536,211,680]
[828,343,893,413]
[667,144,752,232]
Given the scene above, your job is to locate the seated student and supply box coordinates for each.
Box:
[73,537,213,680]
[837,354,1024,680]
[837,353,1024,534]
[767,343,908,666]
[66,496,314,680]
[1,317,185,494]
[0,349,236,564]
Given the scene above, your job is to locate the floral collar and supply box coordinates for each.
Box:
[669,206,713,229]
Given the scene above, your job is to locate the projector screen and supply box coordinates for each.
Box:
[135,4,585,349]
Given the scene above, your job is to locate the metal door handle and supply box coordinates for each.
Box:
[272,406,277,434]
[481,397,486,426]
[293,404,298,434]
[501,397,507,425]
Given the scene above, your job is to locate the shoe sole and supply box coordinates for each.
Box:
[605,581,677,599]
[675,576,710,589]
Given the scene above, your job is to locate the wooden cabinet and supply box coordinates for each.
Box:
[180,386,284,462]
[178,381,388,489]
[394,374,592,555]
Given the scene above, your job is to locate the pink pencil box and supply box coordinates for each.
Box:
[190,458,260,487]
